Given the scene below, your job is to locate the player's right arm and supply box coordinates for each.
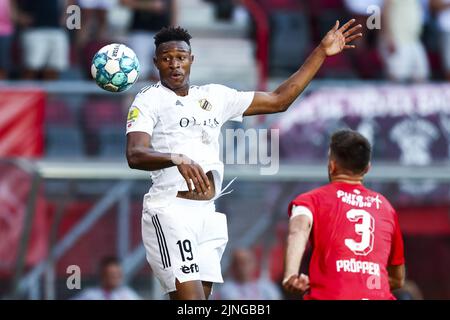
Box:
[126,132,177,171]
[126,132,210,194]
[283,213,312,295]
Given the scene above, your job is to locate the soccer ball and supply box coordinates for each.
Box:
[91,43,140,92]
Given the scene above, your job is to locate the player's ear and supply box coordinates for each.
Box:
[329,159,337,174]
[190,54,194,64]
[153,56,158,67]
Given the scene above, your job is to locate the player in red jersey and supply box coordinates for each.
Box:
[283,129,405,300]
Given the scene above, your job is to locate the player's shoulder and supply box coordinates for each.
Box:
[200,83,234,94]
[132,83,165,109]
[310,183,336,195]
[380,193,395,212]
[364,186,395,211]
[136,82,163,96]
[293,183,330,200]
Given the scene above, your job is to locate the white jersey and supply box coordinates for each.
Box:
[126,82,254,205]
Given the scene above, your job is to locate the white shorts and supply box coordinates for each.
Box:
[78,0,116,9]
[141,197,228,294]
[21,29,69,71]
[380,41,429,81]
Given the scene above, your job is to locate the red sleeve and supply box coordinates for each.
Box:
[388,212,405,266]
[288,193,316,218]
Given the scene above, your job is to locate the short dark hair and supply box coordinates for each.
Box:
[154,26,192,49]
[99,256,120,270]
[330,129,371,174]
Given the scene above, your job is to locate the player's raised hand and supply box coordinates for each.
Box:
[320,19,363,56]
[282,273,310,295]
[175,155,210,195]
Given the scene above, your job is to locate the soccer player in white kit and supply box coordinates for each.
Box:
[126,23,363,300]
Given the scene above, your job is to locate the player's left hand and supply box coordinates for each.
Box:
[282,273,310,295]
[320,19,363,56]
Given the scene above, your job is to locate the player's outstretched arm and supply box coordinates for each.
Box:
[126,132,210,194]
[243,19,362,116]
[283,215,312,295]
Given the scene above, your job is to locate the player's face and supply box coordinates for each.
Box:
[101,264,123,290]
[154,41,193,93]
[232,250,256,282]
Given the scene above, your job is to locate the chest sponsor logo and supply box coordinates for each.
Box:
[198,98,212,111]
[179,116,220,128]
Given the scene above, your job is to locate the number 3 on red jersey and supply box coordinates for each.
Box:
[344,209,375,256]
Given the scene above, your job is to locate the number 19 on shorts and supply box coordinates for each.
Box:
[177,240,194,261]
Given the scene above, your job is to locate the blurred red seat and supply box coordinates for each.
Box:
[82,99,124,130]
[55,201,115,276]
[45,100,76,125]
[258,0,304,12]
[310,0,344,12]
[318,53,356,78]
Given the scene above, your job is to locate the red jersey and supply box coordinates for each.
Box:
[288,182,404,300]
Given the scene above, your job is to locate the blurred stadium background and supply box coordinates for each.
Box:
[1,0,450,300]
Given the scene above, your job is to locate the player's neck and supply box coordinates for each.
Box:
[161,80,190,96]
[331,175,364,185]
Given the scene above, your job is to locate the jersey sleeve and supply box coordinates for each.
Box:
[125,92,158,136]
[388,212,405,266]
[214,84,255,122]
[288,192,316,220]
